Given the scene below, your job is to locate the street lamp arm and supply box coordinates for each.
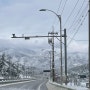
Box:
[46,9,60,18]
[39,9,61,20]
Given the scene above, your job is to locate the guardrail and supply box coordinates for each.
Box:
[0,78,36,84]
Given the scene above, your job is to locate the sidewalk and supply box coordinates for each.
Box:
[46,81,75,90]
[46,81,89,90]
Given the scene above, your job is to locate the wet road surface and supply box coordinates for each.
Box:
[0,79,48,90]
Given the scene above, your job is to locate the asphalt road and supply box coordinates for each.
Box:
[0,79,48,90]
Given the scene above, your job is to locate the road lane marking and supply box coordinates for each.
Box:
[0,80,36,87]
[37,81,46,90]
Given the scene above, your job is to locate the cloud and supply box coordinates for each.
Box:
[0,37,50,50]
[0,0,88,53]
[68,41,88,53]
[0,0,59,39]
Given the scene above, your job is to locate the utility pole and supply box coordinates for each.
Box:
[88,0,90,88]
[52,30,55,82]
[48,30,57,82]
[64,29,67,85]
[48,51,52,80]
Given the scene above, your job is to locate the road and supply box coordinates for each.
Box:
[0,79,48,90]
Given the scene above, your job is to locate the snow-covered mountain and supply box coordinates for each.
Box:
[0,47,50,70]
[67,52,88,69]
[0,42,88,74]
[68,64,88,75]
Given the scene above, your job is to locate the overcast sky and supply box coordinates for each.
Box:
[0,0,89,52]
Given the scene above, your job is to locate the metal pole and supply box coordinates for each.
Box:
[52,30,55,82]
[59,15,63,84]
[64,29,67,85]
[12,35,63,38]
[49,51,52,80]
[88,0,90,88]
[40,9,63,84]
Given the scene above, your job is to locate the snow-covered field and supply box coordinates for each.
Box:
[67,83,89,90]
[48,80,89,90]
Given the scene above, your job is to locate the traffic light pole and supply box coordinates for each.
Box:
[12,34,63,39]
[64,29,67,85]
[12,33,63,82]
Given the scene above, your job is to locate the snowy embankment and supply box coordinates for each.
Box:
[46,81,89,90]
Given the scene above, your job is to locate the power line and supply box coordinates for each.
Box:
[52,0,63,26]
[68,3,88,32]
[67,12,88,46]
[52,0,69,30]
[67,5,88,37]
[61,0,68,16]
[68,0,87,30]
[66,7,88,46]
[68,36,88,42]
[63,0,80,27]
[75,40,88,41]
[57,0,63,13]
[67,11,88,46]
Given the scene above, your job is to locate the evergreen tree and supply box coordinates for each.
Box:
[0,53,6,76]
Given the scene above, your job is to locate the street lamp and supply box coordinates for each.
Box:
[40,9,63,84]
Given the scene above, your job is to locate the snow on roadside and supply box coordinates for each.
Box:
[49,80,89,90]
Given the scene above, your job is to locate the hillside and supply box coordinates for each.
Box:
[0,46,88,75]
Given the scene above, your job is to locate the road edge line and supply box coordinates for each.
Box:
[38,81,46,90]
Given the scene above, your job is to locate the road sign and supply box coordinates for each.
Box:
[43,70,51,72]
[78,75,86,78]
